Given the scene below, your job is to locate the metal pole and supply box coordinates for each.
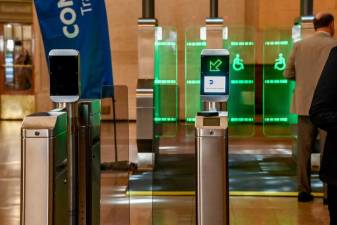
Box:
[142,0,155,18]
[66,102,78,225]
[301,0,313,16]
[210,0,219,18]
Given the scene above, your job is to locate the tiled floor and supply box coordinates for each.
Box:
[0,120,330,225]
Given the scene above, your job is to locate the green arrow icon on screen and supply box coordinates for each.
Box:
[209,59,222,72]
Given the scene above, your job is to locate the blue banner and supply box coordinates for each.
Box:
[34,0,114,98]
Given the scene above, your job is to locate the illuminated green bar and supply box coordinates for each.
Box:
[186,80,200,84]
[154,80,177,85]
[154,117,178,122]
[264,117,289,122]
[264,79,288,84]
[186,118,196,122]
[155,41,177,46]
[186,41,207,47]
[231,80,254,84]
[264,41,289,46]
[230,117,255,122]
[231,41,255,46]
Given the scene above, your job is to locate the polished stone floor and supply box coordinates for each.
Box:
[0,121,330,225]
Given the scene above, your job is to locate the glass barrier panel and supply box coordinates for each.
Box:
[154,26,178,138]
[263,30,297,137]
[224,26,256,137]
[185,27,205,123]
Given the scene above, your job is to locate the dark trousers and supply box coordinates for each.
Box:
[328,184,337,225]
[297,116,326,193]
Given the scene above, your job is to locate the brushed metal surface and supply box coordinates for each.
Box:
[22,136,51,225]
[21,112,68,225]
[196,115,229,225]
[136,79,154,142]
[136,107,153,140]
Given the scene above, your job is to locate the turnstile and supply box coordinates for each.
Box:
[195,114,229,225]
[21,100,101,225]
[78,100,101,225]
[21,111,68,225]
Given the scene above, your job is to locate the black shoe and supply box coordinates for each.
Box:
[298,192,314,202]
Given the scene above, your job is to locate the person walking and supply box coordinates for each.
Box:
[284,13,337,202]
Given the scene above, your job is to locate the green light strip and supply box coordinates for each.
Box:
[264,79,288,84]
[155,41,176,46]
[186,118,196,122]
[231,80,254,84]
[231,41,255,46]
[186,80,200,84]
[230,117,255,122]
[264,41,289,46]
[154,80,177,85]
[154,117,177,122]
[186,42,207,47]
[186,118,255,122]
[264,117,289,122]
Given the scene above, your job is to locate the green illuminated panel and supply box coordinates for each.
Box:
[263,30,298,137]
[225,26,256,136]
[154,27,178,138]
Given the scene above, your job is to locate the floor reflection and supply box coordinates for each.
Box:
[0,121,330,225]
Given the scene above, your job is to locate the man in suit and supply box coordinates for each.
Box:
[310,45,337,225]
[284,13,337,202]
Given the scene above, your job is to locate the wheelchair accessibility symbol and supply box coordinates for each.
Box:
[232,54,245,72]
[274,53,286,71]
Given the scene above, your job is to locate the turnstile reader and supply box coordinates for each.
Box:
[196,48,230,225]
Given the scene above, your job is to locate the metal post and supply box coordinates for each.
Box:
[195,115,229,225]
[66,103,78,225]
[301,0,313,16]
[142,0,155,19]
[210,0,219,18]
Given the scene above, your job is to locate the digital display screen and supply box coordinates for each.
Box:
[49,55,79,96]
[203,117,220,126]
[201,54,229,96]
